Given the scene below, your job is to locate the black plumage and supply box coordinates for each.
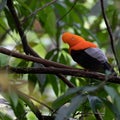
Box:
[71,49,116,75]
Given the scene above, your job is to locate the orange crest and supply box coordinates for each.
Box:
[62,32,97,51]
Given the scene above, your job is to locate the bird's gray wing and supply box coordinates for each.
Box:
[85,48,108,63]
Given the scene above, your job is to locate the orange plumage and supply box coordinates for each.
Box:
[62,32,97,51]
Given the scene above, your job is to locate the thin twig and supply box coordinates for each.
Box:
[16,90,53,112]
[100,0,120,73]
[57,74,75,88]
[23,0,57,23]
[56,0,79,26]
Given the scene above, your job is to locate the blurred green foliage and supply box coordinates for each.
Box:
[0,0,120,119]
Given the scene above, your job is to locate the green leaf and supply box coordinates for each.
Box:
[9,90,19,108]
[52,52,59,62]
[55,2,69,25]
[96,30,108,47]
[59,52,66,64]
[0,53,9,67]
[26,111,38,120]
[18,91,41,120]
[59,79,66,94]
[4,8,16,31]
[34,63,46,93]
[33,43,46,58]
[70,77,78,86]
[0,16,7,33]
[55,2,67,18]
[103,104,114,120]
[28,74,37,94]
[55,95,87,120]
[47,75,59,96]
[39,6,56,37]
[15,0,31,13]
[82,85,101,94]
[115,38,120,67]
[9,95,26,120]
[14,101,27,120]
[112,10,118,30]
[59,52,70,65]
[45,9,56,37]
[62,48,69,54]
[88,95,103,113]
[17,60,28,67]
[45,49,56,60]
[53,85,103,110]
[52,87,84,109]
[104,85,120,112]
[102,98,120,119]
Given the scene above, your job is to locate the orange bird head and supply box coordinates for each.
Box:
[62,32,97,51]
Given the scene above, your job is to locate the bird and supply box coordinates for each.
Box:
[62,32,116,75]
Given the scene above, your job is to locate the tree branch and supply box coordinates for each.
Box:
[1,47,120,84]
[100,0,120,73]
[57,74,75,88]
[0,47,75,88]
[7,0,39,57]
[0,46,119,85]
[2,65,120,84]
[0,47,73,69]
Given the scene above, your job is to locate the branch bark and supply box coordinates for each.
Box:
[0,47,73,69]
[100,0,120,73]
[7,0,39,57]
[3,65,120,84]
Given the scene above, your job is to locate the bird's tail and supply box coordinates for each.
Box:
[103,62,117,76]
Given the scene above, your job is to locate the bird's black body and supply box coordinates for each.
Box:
[71,49,116,75]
